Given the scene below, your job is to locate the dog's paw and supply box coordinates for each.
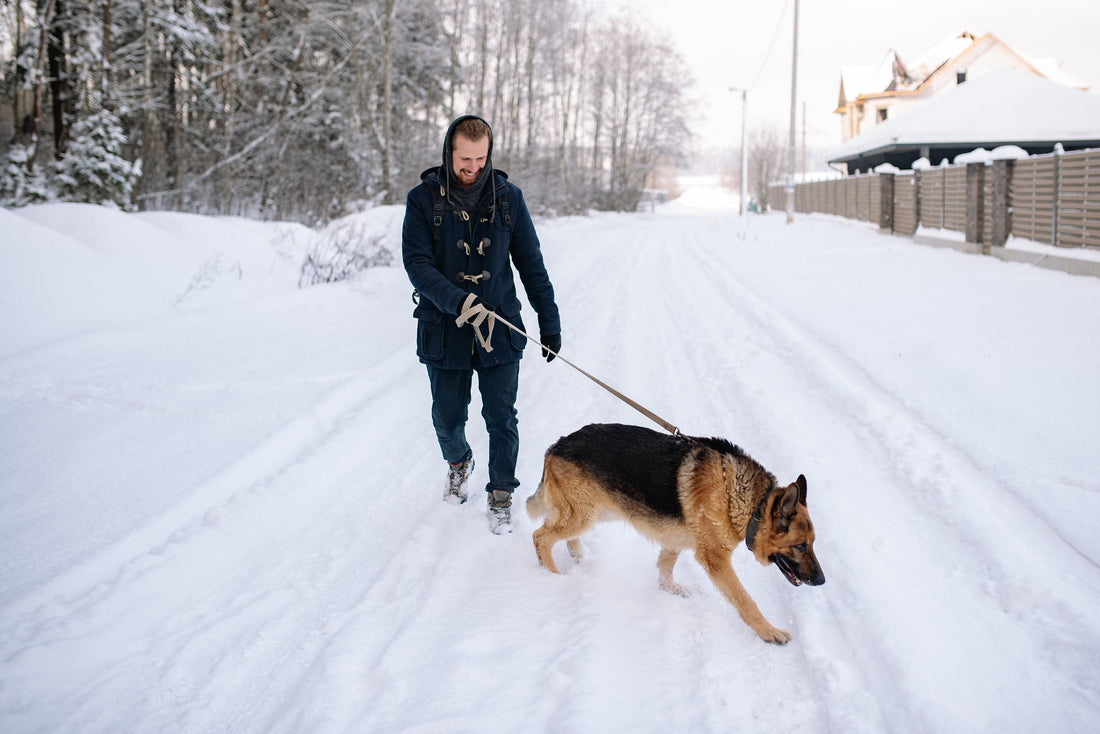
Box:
[756,624,791,645]
[659,580,690,597]
[566,539,584,562]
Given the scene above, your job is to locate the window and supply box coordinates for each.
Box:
[877,108,888,122]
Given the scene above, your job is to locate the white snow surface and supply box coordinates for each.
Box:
[2,182,1100,733]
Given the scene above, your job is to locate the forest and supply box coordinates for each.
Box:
[1,0,695,223]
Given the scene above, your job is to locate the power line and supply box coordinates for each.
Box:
[747,0,791,93]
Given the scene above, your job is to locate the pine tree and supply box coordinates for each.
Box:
[53,109,142,209]
[0,145,54,207]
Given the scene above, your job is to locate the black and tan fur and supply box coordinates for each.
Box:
[526,423,825,644]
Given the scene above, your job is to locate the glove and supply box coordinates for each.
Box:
[541,333,561,362]
[455,294,496,352]
[455,293,491,320]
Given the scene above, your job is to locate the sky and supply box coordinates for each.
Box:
[611,0,1100,160]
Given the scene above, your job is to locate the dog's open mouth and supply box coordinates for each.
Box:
[771,554,803,587]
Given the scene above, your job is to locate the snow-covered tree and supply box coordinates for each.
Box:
[1,0,692,220]
[53,108,141,209]
[0,144,54,206]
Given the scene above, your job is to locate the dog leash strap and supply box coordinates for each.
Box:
[491,313,682,438]
[455,295,497,353]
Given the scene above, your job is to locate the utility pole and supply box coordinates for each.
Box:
[802,100,807,178]
[785,0,799,224]
[730,87,748,216]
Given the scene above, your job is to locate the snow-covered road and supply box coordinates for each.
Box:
[2,185,1098,732]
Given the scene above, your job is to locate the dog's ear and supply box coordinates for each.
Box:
[796,474,807,505]
[775,481,800,531]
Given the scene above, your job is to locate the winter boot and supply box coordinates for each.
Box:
[444,456,474,504]
[487,489,514,535]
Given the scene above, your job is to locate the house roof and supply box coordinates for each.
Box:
[836,31,979,108]
[827,69,1100,166]
[906,30,979,85]
[835,30,1090,112]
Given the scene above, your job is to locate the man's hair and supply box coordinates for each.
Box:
[453,117,491,142]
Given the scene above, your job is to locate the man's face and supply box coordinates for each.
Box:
[451,133,489,188]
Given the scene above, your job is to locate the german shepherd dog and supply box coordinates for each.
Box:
[526,423,825,644]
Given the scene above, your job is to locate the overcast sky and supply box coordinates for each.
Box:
[610,0,1100,158]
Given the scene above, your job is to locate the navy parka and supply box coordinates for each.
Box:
[402,121,559,370]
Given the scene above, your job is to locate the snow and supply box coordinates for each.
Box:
[1006,235,1100,264]
[2,182,1100,733]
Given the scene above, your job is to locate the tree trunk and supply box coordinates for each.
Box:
[47,0,70,155]
[141,0,154,176]
[101,0,111,107]
[381,0,395,204]
[12,0,25,146]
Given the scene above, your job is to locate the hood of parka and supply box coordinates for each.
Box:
[439,114,498,217]
[442,114,494,183]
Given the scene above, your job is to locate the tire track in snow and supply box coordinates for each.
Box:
[510,214,840,730]
[0,343,452,732]
[667,232,1100,731]
[531,211,1098,731]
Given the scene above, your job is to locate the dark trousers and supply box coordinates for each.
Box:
[426,360,521,494]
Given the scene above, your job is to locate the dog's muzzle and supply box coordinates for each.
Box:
[771,553,825,587]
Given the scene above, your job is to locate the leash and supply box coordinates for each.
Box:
[456,299,683,438]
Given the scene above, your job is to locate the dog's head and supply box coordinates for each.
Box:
[758,475,825,587]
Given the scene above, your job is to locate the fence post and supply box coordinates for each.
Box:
[879,173,895,232]
[966,162,985,246]
[1052,146,1062,247]
[990,159,1012,248]
[914,169,925,231]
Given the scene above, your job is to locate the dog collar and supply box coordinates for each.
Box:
[745,488,774,552]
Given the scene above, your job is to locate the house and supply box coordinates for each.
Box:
[834,31,1089,144]
[826,69,1100,173]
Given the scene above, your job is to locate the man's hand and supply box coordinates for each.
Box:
[455,293,491,323]
[455,294,496,352]
[541,333,561,362]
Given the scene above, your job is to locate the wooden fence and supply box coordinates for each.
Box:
[769,147,1100,250]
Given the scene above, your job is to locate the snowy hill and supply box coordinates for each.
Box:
[2,186,1099,732]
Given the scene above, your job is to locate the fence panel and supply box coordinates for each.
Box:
[858,175,879,223]
[893,172,918,235]
[768,184,786,213]
[943,166,968,233]
[919,169,944,229]
[1010,155,1057,245]
[1056,150,1100,248]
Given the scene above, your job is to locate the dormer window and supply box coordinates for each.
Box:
[957,68,967,85]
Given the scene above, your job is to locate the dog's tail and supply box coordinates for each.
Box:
[526,477,548,520]
[526,457,552,520]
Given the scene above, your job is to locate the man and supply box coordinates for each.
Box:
[402,115,561,534]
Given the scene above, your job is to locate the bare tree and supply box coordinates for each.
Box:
[589,14,690,211]
[748,126,786,211]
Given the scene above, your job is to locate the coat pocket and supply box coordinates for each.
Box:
[415,308,446,362]
[498,298,527,352]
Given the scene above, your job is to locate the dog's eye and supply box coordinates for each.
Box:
[792,543,807,553]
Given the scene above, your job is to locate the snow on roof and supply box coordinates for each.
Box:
[838,30,1091,104]
[828,69,1100,163]
[1021,54,1090,89]
[839,66,875,103]
[907,30,978,82]
[842,32,979,101]
[839,53,897,103]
